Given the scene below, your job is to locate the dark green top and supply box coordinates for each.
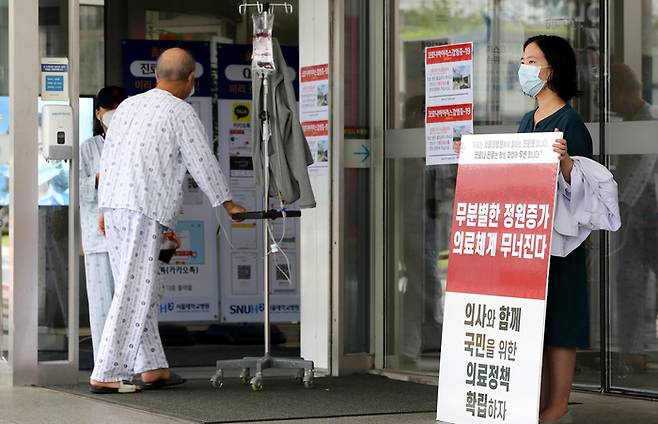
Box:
[517,104,593,159]
[518,104,593,348]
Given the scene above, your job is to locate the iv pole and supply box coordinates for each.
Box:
[211,1,314,392]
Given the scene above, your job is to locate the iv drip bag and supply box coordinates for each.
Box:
[252,11,276,72]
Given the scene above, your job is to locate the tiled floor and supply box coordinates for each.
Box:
[0,386,192,424]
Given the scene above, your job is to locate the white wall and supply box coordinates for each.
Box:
[299,0,332,374]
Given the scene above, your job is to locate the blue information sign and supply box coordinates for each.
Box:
[217,43,299,101]
[122,40,212,96]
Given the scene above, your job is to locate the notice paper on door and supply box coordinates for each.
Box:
[425,42,474,166]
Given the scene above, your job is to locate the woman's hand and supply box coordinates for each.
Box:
[453,140,461,156]
[453,132,472,157]
[552,128,574,183]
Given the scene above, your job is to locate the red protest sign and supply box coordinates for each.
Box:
[437,132,560,424]
[446,162,557,300]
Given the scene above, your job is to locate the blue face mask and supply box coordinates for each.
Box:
[518,64,547,98]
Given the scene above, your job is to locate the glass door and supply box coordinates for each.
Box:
[102,0,302,370]
[383,0,603,389]
[35,0,81,384]
[606,0,658,396]
[0,0,12,384]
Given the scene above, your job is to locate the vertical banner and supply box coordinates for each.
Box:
[436,132,561,424]
[216,43,301,323]
[300,64,330,175]
[425,42,473,165]
[122,40,218,321]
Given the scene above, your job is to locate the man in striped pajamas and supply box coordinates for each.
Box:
[89,48,244,393]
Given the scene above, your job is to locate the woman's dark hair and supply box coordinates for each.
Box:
[93,85,127,136]
[93,110,104,136]
[524,35,581,101]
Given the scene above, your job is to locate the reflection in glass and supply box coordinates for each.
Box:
[607,0,658,392]
[0,0,9,367]
[343,0,370,354]
[391,0,601,129]
[38,0,70,362]
[80,5,104,96]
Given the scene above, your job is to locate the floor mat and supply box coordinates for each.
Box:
[52,375,437,423]
[75,344,300,370]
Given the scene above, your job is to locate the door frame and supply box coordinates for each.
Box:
[2,0,80,387]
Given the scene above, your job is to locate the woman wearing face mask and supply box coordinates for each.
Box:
[80,86,127,363]
[517,35,592,424]
[455,35,618,424]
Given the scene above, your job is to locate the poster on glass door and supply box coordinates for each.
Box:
[122,40,219,321]
[300,64,329,176]
[436,132,560,424]
[425,42,473,166]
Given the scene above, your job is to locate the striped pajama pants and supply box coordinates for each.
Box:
[83,252,114,360]
[91,208,169,382]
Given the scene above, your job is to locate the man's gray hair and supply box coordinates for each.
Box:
[156,48,196,81]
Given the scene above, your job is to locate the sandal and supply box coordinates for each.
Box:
[89,380,141,394]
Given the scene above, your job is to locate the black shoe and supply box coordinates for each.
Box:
[133,372,186,390]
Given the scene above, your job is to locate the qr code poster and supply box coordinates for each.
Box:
[436,132,560,424]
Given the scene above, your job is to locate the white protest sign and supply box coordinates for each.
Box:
[437,132,561,424]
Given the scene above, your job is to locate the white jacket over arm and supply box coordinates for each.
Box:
[552,156,621,256]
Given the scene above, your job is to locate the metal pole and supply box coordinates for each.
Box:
[7,0,39,386]
[262,72,271,356]
[599,0,609,394]
[67,0,81,379]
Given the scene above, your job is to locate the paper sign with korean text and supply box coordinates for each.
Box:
[302,120,329,175]
[425,42,473,165]
[300,64,329,122]
[41,58,69,101]
[300,64,329,176]
[436,132,561,424]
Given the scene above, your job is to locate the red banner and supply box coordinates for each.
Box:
[426,43,473,64]
[301,64,329,82]
[426,104,473,124]
[302,120,329,137]
[446,162,557,301]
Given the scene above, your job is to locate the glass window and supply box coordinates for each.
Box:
[343,0,371,354]
[389,0,600,129]
[607,0,658,394]
[80,5,104,96]
[0,0,9,369]
[101,1,302,370]
[384,0,602,383]
[38,0,71,362]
